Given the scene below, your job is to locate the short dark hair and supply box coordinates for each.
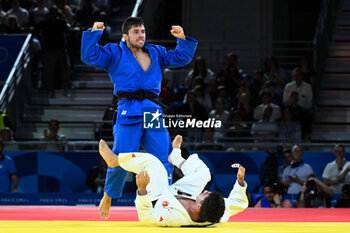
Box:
[334,144,345,152]
[121,17,144,35]
[49,119,59,127]
[199,191,225,223]
[283,149,292,155]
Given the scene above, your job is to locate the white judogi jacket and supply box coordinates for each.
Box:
[118,150,248,227]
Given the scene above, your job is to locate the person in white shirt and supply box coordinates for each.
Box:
[282,145,314,194]
[323,144,350,194]
[253,90,281,122]
[283,68,313,109]
[5,0,29,27]
[98,135,248,226]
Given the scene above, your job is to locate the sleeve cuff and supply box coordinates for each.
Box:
[135,191,152,204]
[177,36,198,46]
[83,30,103,41]
[234,180,248,190]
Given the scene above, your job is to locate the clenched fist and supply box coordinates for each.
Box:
[92,22,105,31]
[170,25,185,39]
[136,171,150,195]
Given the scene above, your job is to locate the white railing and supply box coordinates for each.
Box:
[2,140,349,153]
[0,34,33,128]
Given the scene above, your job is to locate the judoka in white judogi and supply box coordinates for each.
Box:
[99,137,248,226]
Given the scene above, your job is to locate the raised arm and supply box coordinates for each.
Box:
[220,164,249,222]
[156,25,198,68]
[81,22,114,71]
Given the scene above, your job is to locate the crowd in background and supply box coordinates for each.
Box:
[0,0,111,97]
[250,144,350,208]
[0,0,317,147]
[1,0,350,208]
[159,53,315,148]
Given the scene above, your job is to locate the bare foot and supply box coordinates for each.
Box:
[99,139,119,167]
[172,135,183,149]
[99,192,112,219]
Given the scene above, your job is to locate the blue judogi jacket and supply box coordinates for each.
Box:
[81,30,197,123]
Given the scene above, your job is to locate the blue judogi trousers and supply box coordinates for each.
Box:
[104,114,173,198]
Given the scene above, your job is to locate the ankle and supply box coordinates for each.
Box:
[103,192,112,202]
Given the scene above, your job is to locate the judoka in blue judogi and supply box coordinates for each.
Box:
[81,17,197,218]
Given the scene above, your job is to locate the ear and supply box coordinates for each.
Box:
[122,34,128,41]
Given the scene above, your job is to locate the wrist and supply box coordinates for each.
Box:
[137,188,147,196]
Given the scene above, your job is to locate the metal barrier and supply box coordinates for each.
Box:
[0,34,33,128]
[2,140,349,152]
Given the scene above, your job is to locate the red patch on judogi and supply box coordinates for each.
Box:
[162,201,169,207]
[159,216,163,222]
[132,153,136,158]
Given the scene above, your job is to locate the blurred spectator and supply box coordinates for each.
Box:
[284,91,304,121]
[265,81,283,108]
[54,0,74,25]
[235,92,253,121]
[0,127,13,141]
[237,73,259,107]
[75,0,100,30]
[283,68,313,109]
[0,127,18,151]
[37,6,71,97]
[255,182,293,208]
[29,0,49,27]
[86,158,107,193]
[179,90,208,121]
[217,52,242,98]
[299,55,316,87]
[281,145,314,195]
[335,184,350,208]
[297,174,332,208]
[194,85,212,111]
[216,85,231,110]
[195,128,224,151]
[253,90,281,122]
[278,107,302,143]
[209,98,229,141]
[39,119,67,151]
[227,110,251,143]
[284,91,313,141]
[251,105,278,142]
[0,112,15,134]
[263,56,288,96]
[323,144,350,194]
[278,149,293,180]
[5,0,29,27]
[185,56,215,91]
[251,70,264,93]
[0,141,18,193]
[4,14,23,33]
